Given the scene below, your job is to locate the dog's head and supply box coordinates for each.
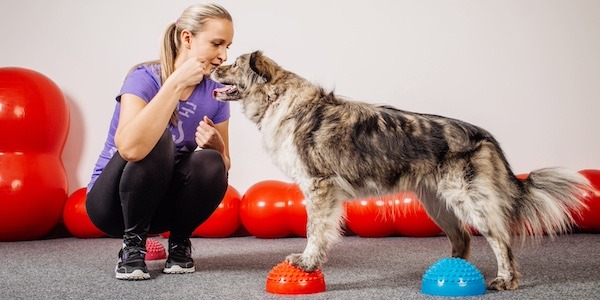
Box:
[211,51,288,125]
[211,51,279,102]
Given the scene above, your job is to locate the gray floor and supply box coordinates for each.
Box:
[1,234,599,299]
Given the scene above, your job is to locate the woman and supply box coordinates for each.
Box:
[86,3,234,280]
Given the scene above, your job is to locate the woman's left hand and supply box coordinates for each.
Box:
[195,116,225,154]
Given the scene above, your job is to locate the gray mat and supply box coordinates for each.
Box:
[1,234,599,299]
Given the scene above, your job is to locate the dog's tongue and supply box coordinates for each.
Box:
[212,85,233,98]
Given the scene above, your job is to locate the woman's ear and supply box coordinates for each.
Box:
[180,30,193,50]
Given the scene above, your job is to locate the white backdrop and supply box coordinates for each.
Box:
[1,0,599,195]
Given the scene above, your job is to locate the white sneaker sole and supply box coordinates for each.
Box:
[115,269,150,280]
[163,265,195,274]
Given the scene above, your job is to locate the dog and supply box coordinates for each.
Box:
[211,51,592,290]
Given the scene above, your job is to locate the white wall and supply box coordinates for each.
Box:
[1,0,599,195]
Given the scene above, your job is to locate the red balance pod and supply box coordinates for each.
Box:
[0,68,69,241]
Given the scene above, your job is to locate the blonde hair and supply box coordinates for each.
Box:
[130,4,232,125]
[160,3,232,84]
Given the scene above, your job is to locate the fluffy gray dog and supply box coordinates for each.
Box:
[211,51,592,291]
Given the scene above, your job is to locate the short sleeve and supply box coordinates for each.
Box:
[116,65,161,103]
[212,101,231,124]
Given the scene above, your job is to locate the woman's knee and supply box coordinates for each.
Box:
[191,149,227,180]
[184,150,228,199]
[85,186,124,237]
[122,130,175,187]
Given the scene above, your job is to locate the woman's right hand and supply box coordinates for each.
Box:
[168,57,207,90]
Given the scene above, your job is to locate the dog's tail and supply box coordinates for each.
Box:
[513,167,592,240]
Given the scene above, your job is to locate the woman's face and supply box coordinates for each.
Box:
[186,18,234,76]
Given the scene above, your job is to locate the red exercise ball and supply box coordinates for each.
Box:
[284,184,307,238]
[63,188,106,238]
[240,180,304,238]
[0,68,69,241]
[193,185,242,238]
[345,197,396,238]
[574,169,600,232]
[392,191,443,237]
[515,173,529,181]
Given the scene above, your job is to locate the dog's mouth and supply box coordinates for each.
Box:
[212,84,240,100]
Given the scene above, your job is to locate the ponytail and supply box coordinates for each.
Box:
[160,21,180,125]
[160,21,179,85]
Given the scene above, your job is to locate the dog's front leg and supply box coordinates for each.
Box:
[286,180,345,272]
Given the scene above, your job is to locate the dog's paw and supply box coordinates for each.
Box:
[487,276,519,290]
[285,253,320,272]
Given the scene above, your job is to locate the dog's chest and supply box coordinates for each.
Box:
[259,109,306,180]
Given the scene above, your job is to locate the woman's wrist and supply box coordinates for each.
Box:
[162,76,186,98]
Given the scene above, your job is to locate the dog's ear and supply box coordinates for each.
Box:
[249,51,273,83]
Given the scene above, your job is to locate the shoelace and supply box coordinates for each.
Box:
[124,233,145,246]
[123,245,146,261]
[169,240,191,258]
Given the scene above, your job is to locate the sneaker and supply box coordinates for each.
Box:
[115,234,150,280]
[163,238,195,274]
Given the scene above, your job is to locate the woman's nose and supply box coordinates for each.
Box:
[218,47,228,63]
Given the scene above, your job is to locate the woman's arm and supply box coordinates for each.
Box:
[115,58,206,162]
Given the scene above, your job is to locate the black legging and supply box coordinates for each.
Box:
[86,129,228,240]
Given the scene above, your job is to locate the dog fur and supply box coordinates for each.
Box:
[210,51,592,290]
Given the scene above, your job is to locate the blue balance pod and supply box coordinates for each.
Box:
[422,257,486,297]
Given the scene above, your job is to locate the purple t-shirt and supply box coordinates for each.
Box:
[87,64,230,191]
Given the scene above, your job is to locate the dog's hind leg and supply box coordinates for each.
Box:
[479,229,520,290]
[285,178,345,272]
[441,191,521,290]
[437,151,521,290]
[419,191,472,259]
